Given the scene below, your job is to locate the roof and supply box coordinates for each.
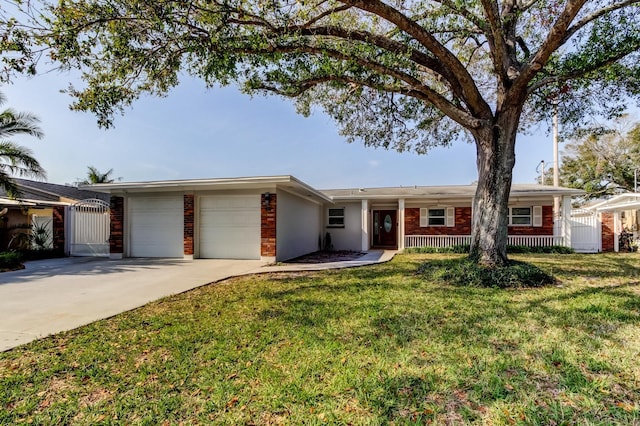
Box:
[588,193,640,212]
[321,184,584,201]
[0,178,110,204]
[82,175,333,204]
[83,175,583,204]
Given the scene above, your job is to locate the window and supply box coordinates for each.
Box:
[428,208,446,226]
[420,207,455,227]
[509,207,532,226]
[327,208,345,228]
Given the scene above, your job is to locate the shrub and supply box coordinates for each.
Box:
[0,251,23,270]
[417,257,555,288]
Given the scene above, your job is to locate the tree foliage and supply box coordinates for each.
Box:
[3,0,640,265]
[0,91,46,198]
[77,165,119,185]
[560,117,640,199]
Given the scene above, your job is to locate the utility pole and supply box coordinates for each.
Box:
[553,102,560,218]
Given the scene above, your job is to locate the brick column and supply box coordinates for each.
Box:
[110,196,124,259]
[601,212,615,252]
[184,194,194,260]
[52,205,65,255]
[261,193,277,261]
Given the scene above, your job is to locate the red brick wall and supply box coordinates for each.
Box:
[508,206,554,235]
[261,193,277,258]
[405,205,554,235]
[52,205,65,255]
[601,212,615,252]
[109,196,124,255]
[405,207,471,235]
[184,194,194,256]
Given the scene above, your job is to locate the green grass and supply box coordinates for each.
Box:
[1,253,640,424]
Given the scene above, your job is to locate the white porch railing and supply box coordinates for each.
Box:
[405,235,565,248]
[405,235,471,248]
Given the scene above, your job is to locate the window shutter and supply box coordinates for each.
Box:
[420,208,428,227]
[533,206,543,227]
[446,207,455,227]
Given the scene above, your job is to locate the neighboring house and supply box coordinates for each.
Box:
[585,193,640,252]
[86,175,581,262]
[0,178,109,251]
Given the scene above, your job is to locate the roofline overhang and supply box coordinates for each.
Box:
[326,187,584,202]
[588,193,640,211]
[82,175,333,204]
[0,197,69,207]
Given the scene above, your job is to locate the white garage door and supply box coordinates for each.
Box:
[129,196,183,258]
[199,195,261,259]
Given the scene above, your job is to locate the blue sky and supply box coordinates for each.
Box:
[3,71,559,189]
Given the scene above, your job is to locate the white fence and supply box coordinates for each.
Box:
[405,234,564,249]
[570,209,601,253]
[69,199,110,257]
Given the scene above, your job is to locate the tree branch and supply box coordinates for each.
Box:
[562,0,640,43]
[513,0,588,94]
[227,43,483,129]
[479,0,511,83]
[339,0,492,119]
[527,46,640,95]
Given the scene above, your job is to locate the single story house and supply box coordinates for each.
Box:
[0,178,109,251]
[86,175,581,261]
[586,192,640,252]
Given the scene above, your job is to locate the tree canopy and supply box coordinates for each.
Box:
[559,117,640,199]
[0,91,46,198]
[3,0,640,265]
[77,166,119,185]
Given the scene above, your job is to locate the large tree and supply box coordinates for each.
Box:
[560,118,640,199]
[4,0,640,265]
[0,91,46,197]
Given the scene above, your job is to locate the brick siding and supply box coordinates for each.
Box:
[109,196,124,255]
[184,194,194,256]
[405,205,554,235]
[601,212,615,252]
[507,206,554,235]
[405,207,472,235]
[52,205,65,255]
[261,193,277,258]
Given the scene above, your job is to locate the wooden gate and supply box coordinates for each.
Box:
[69,199,110,256]
[570,209,601,253]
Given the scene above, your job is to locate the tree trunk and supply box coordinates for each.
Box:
[469,106,521,266]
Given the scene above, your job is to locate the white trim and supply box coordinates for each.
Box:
[446,207,455,227]
[327,207,346,228]
[508,206,533,226]
[532,206,543,227]
[361,200,369,251]
[398,199,405,250]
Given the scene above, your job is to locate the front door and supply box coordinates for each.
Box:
[373,210,397,248]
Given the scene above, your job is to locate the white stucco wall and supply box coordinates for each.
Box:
[326,202,363,251]
[276,189,322,261]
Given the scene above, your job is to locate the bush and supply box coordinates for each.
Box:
[417,257,555,288]
[0,251,23,270]
[406,244,573,255]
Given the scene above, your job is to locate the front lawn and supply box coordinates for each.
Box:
[1,253,639,424]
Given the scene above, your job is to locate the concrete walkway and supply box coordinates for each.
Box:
[0,250,395,352]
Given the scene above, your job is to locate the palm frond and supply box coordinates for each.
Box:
[0,109,44,139]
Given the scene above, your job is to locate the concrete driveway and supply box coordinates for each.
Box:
[0,257,267,352]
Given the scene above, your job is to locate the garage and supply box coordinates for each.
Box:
[199,195,261,259]
[128,195,184,257]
